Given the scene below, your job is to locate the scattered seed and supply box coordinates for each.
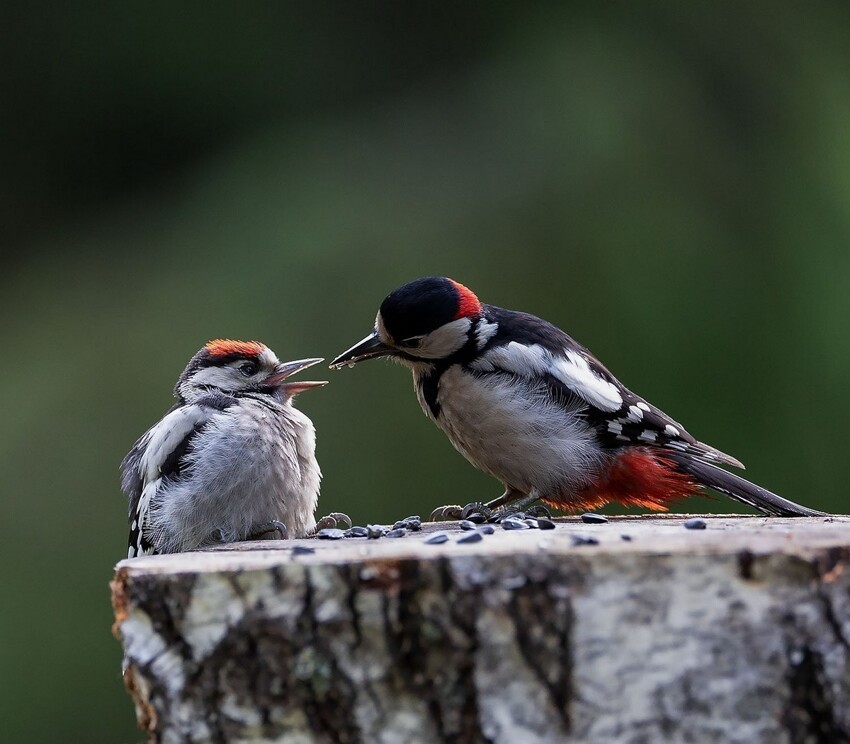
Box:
[386,528,406,538]
[571,534,599,546]
[403,515,422,531]
[457,531,483,544]
[502,517,530,531]
[367,524,387,539]
[316,528,345,540]
[344,526,369,538]
[581,513,608,524]
[465,512,486,524]
[425,533,449,545]
[684,518,707,530]
[524,518,540,529]
[392,516,422,530]
[536,517,556,530]
[620,534,633,541]
[459,519,477,531]
[477,524,496,535]
[291,545,315,555]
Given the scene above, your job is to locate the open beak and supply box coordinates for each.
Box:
[264,358,328,395]
[329,331,395,369]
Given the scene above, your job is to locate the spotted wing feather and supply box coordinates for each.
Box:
[476,306,743,469]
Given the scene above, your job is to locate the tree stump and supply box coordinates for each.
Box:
[111,515,850,743]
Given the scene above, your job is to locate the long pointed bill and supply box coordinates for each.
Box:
[329,331,395,369]
[264,358,327,394]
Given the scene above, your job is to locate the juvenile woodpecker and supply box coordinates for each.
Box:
[330,277,824,520]
[121,339,345,557]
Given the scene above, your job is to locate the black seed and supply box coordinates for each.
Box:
[291,545,315,555]
[476,524,495,535]
[571,534,599,546]
[524,518,540,529]
[502,518,530,531]
[457,531,483,544]
[459,520,477,531]
[581,512,608,524]
[386,528,406,538]
[344,526,369,538]
[392,520,408,530]
[620,534,633,541]
[316,528,345,540]
[536,518,556,530]
[425,533,449,545]
[684,518,707,530]
[367,524,387,539]
[465,512,486,524]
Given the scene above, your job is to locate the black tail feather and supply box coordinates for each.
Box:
[668,453,827,518]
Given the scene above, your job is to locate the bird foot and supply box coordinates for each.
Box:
[429,504,463,521]
[249,520,288,541]
[314,512,353,531]
[460,502,498,522]
[525,504,553,519]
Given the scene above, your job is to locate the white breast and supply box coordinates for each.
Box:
[421,366,603,497]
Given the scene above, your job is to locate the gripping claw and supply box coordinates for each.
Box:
[249,520,288,541]
[429,504,463,522]
[315,512,353,531]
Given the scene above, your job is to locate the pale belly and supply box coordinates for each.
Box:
[419,366,603,496]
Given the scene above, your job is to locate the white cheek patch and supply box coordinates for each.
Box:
[417,318,472,359]
[188,366,242,391]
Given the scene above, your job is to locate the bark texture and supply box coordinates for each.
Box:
[111,515,850,744]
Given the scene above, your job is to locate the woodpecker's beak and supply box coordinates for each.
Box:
[329,331,394,369]
[264,358,328,394]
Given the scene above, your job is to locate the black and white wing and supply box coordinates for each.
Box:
[120,394,233,558]
[474,307,743,469]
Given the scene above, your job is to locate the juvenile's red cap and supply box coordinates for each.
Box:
[205,339,266,358]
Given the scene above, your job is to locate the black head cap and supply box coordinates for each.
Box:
[379,277,482,341]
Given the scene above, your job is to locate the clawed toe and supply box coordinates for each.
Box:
[249,519,288,541]
[460,502,496,522]
[526,504,552,519]
[429,504,463,521]
[315,512,352,531]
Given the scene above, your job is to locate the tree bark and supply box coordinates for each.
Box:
[111,515,850,744]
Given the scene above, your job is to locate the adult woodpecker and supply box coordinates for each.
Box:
[121,339,347,557]
[330,277,824,520]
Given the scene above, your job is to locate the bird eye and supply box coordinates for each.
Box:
[239,362,258,376]
[403,337,422,349]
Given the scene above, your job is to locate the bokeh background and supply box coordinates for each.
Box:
[2,2,849,741]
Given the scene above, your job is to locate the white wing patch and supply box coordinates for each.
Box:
[473,343,623,412]
[139,405,209,482]
[558,350,623,412]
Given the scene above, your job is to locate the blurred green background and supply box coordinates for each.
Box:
[2,2,849,741]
